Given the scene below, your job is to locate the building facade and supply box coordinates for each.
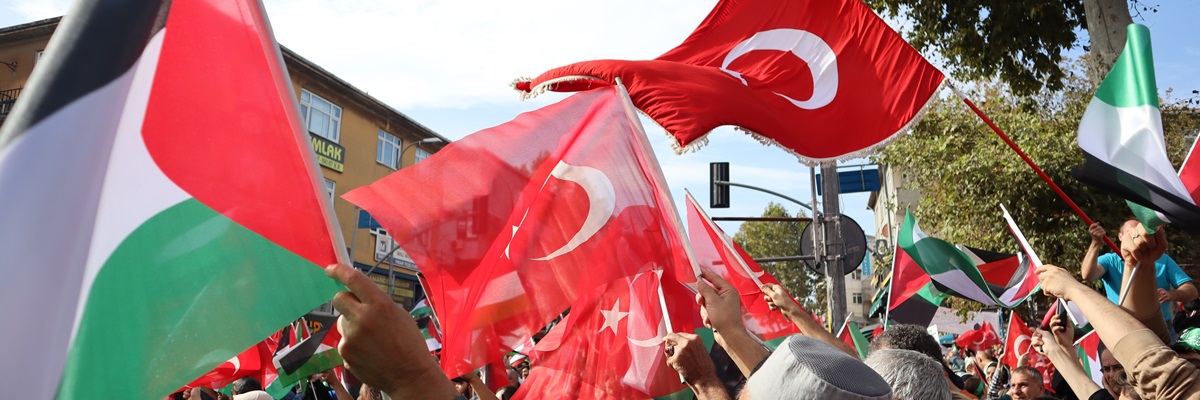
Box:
[0,17,446,309]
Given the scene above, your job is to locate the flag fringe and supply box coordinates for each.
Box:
[512,78,945,165]
[512,75,608,101]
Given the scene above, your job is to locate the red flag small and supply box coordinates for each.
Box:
[685,192,800,340]
[956,321,1003,351]
[1001,313,1055,390]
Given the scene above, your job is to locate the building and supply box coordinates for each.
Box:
[843,236,875,325]
[864,165,920,320]
[0,17,447,309]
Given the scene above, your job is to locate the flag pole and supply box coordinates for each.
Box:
[883,246,898,330]
[949,86,1119,254]
[613,78,703,279]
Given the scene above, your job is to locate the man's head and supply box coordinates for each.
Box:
[231,377,262,395]
[869,324,945,363]
[741,335,892,400]
[864,349,952,400]
[1099,342,1126,397]
[1118,219,1141,244]
[1007,366,1045,400]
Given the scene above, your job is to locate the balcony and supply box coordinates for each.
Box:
[0,87,19,116]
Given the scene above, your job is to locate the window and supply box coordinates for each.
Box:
[300,89,342,142]
[377,131,402,169]
[323,178,336,203]
[852,293,863,304]
[414,148,430,164]
[852,270,862,280]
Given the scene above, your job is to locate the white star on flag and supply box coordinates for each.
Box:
[598,299,628,335]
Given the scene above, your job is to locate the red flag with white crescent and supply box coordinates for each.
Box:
[344,86,695,378]
[514,0,944,163]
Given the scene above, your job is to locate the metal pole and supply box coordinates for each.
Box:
[822,162,848,329]
[809,167,824,328]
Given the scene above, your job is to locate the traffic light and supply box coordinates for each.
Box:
[710,162,729,208]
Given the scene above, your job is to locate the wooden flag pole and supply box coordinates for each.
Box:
[951,87,1120,254]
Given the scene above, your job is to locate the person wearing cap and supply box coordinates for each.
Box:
[681,270,893,399]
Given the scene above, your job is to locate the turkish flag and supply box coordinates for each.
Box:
[1002,313,1056,390]
[182,330,281,391]
[513,270,702,400]
[514,0,944,162]
[685,192,800,340]
[344,87,695,378]
[955,321,1003,351]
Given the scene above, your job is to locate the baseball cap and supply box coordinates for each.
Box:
[745,335,892,400]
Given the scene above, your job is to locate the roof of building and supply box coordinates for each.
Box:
[0,16,449,145]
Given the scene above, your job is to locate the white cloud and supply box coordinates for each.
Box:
[263,0,715,109]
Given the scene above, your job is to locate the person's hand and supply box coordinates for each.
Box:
[1157,288,1172,303]
[1036,265,1084,301]
[664,332,719,385]
[325,264,456,400]
[1120,223,1167,268]
[696,270,743,334]
[1088,223,1106,245]
[1048,313,1074,350]
[762,283,801,315]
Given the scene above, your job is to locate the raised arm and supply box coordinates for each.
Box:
[696,270,769,378]
[1032,316,1101,397]
[324,264,457,400]
[1080,223,1108,281]
[1113,224,1170,343]
[761,283,855,357]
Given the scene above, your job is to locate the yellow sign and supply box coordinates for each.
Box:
[310,134,345,172]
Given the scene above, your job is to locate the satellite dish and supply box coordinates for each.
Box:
[800,214,867,276]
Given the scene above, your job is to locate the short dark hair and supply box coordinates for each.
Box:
[1012,366,1042,381]
[869,324,944,362]
[232,377,263,394]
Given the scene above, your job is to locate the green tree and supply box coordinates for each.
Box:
[873,61,1200,312]
[865,0,1162,95]
[731,202,826,312]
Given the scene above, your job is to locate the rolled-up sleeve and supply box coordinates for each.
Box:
[1113,328,1200,399]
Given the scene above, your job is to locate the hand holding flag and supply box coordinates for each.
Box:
[324,264,456,400]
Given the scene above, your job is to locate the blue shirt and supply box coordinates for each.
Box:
[1095,253,1192,320]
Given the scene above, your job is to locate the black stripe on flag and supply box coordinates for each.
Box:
[1073,152,1200,230]
[0,0,171,147]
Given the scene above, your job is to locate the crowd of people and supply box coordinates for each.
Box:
[186,218,1200,400]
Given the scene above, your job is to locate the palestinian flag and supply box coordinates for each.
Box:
[0,1,346,398]
[272,320,343,389]
[1073,23,1200,230]
[886,242,943,327]
[837,317,870,359]
[868,273,889,319]
[412,299,443,351]
[1075,331,1104,387]
[897,211,1040,308]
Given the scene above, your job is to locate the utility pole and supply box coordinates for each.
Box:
[821,162,848,328]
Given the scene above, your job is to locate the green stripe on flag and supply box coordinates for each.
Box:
[58,199,343,400]
[1093,24,1159,109]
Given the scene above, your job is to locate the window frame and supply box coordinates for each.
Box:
[414,148,431,164]
[323,178,336,204]
[300,89,343,143]
[376,131,402,169]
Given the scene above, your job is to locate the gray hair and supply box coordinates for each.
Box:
[865,349,952,400]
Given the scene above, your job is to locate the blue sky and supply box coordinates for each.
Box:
[3,0,1199,244]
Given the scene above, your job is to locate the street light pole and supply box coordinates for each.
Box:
[366,136,445,277]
